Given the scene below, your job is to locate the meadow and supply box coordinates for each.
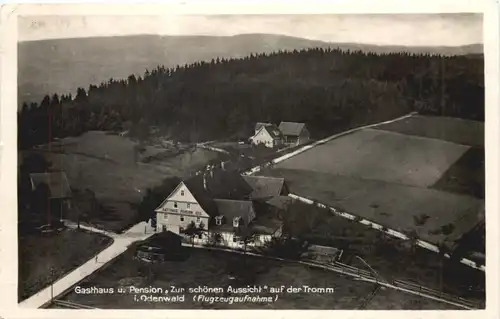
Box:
[265,115,485,248]
[274,128,470,188]
[26,131,219,231]
[18,228,112,301]
[374,115,484,148]
[58,246,455,309]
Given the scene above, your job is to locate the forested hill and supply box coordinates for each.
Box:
[18,34,483,104]
[18,47,484,148]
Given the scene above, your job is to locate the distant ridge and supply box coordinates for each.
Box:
[18,33,483,104]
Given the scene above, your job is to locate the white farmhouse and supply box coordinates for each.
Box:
[249,124,284,148]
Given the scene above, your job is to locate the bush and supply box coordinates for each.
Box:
[441,223,455,235]
[413,213,431,226]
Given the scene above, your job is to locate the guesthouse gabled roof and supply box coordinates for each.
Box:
[278,122,306,137]
[161,169,253,217]
[30,171,72,199]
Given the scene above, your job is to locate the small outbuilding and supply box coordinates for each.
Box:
[278,122,310,146]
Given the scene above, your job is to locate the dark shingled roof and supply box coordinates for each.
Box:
[214,199,254,227]
[183,169,253,217]
[262,125,284,139]
[278,122,306,137]
[242,175,286,200]
[251,200,283,235]
[265,196,293,210]
[255,122,273,132]
[30,171,71,199]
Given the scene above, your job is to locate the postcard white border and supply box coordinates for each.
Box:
[1,1,498,318]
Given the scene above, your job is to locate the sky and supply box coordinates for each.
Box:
[18,14,483,46]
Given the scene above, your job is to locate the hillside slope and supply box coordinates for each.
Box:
[18,34,483,104]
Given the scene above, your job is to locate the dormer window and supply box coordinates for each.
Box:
[233,216,242,228]
[215,215,223,226]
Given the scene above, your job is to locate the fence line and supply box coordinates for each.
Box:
[288,193,486,272]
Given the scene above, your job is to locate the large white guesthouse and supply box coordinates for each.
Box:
[154,167,288,247]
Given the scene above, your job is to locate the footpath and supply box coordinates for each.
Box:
[19,221,155,309]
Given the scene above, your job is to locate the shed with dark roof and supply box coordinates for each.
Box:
[30,171,72,199]
[278,122,310,145]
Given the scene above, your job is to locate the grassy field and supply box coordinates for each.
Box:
[374,115,484,148]
[274,128,469,188]
[26,131,219,231]
[374,115,485,199]
[431,147,485,198]
[18,228,112,301]
[263,168,483,247]
[265,115,484,249]
[57,246,456,309]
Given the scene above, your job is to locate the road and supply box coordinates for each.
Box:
[19,221,155,309]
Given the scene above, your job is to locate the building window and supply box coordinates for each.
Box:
[215,216,223,226]
[196,217,200,222]
[181,190,185,196]
[187,203,191,209]
[180,216,184,222]
[174,202,178,208]
[164,213,168,219]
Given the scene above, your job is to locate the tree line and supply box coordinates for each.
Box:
[18,47,484,149]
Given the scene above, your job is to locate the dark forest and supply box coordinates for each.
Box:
[18,47,484,149]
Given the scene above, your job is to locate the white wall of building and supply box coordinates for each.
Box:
[251,128,278,148]
[186,230,274,249]
[155,182,210,233]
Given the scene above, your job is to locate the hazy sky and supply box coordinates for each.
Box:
[19,14,482,46]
